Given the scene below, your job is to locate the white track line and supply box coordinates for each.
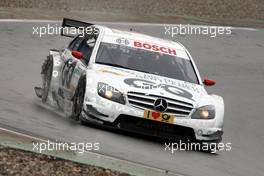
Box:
[0,19,60,23]
[0,19,259,31]
[0,127,47,142]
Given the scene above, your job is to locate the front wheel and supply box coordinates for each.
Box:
[71,76,86,121]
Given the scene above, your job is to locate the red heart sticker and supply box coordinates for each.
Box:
[152,112,160,119]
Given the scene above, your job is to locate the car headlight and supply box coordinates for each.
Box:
[97,82,126,105]
[192,105,215,119]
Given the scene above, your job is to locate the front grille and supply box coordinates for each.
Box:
[127,92,193,117]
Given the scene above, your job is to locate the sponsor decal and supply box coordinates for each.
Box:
[100,66,201,94]
[73,66,82,76]
[144,109,174,124]
[116,38,130,45]
[124,78,195,101]
[134,73,201,93]
[98,68,125,76]
[103,35,184,57]
[133,41,177,56]
[61,58,76,88]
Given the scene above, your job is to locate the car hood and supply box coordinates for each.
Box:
[93,64,206,106]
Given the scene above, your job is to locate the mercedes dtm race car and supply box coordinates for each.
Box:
[35,19,224,144]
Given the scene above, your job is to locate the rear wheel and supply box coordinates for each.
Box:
[71,76,86,121]
[41,56,53,102]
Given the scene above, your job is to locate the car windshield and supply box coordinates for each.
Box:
[95,42,199,84]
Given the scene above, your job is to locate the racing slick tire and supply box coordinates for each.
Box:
[41,56,53,102]
[80,114,92,126]
[71,76,86,121]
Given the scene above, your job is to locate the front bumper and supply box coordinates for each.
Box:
[82,95,223,142]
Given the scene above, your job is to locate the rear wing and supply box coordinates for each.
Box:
[61,18,94,38]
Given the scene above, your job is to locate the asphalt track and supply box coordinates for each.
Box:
[0,21,264,176]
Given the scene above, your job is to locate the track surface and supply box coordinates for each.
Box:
[0,21,264,176]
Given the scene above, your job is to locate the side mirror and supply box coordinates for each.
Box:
[203,79,216,86]
[86,38,95,47]
[71,50,83,60]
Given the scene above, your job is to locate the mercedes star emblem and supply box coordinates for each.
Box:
[153,98,168,112]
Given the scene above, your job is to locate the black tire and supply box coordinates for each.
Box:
[41,56,53,102]
[80,115,89,126]
[71,76,86,121]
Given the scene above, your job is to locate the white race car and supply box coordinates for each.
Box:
[35,19,224,144]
